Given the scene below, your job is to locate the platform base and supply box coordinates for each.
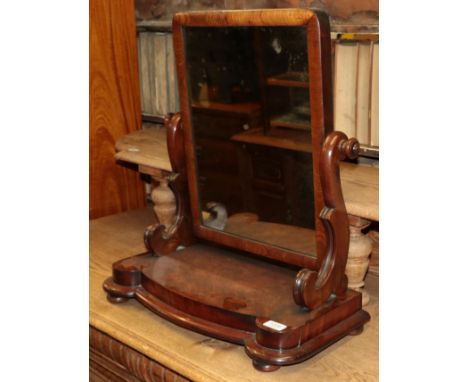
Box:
[103,244,370,371]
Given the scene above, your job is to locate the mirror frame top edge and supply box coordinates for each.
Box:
[172,8,315,27]
[172,9,331,269]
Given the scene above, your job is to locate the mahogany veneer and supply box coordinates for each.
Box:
[104,244,369,370]
[104,8,370,372]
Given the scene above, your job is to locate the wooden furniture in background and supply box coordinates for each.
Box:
[339,161,379,305]
[192,101,262,215]
[90,0,145,219]
[114,125,379,305]
[104,9,372,371]
[138,31,179,116]
[115,128,379,219]
[347,215,373,305]
[135,20,378,159]
[333,36,379,155]
[90,208,378,381]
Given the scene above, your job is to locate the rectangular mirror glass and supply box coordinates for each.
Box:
[184,26,317,257]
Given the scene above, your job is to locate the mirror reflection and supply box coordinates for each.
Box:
[185,26,317,256]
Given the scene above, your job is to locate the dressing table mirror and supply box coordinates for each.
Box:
[104,9,370,372]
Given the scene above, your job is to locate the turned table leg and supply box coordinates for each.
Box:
[151,177,176,230]
[346,215,373,306]
[139,165,177,233]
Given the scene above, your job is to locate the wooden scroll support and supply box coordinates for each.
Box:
[104,113,193,303]
[293,131,359,309]
[244,131,369,371]
[104,9,372,372]
[103,126,370,371]
[144,113,194,255]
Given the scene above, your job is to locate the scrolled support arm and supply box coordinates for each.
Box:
[293,131,359,309]
[144,113,194,255]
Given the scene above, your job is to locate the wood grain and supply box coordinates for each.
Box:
[293,132,359,308]
[173,8,315,26]
[90,0,146,219]
[104,123,370,370]
[91,209,378,381]
[102,8,378,371]
[114,125,172,171]
[173,9,332,268]
[90,326,189,382]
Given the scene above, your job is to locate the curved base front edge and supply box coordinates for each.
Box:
[103,251,370,372]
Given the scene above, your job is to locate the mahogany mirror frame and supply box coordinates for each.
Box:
[104,10,369,372]
[172,9,334,269]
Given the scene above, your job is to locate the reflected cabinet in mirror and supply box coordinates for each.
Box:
[186,26,318,257]
[105,9,370,372]
[175,11,334,267]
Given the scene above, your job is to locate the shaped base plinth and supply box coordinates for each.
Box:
[103,244,370,371]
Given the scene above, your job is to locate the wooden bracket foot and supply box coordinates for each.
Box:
[252,360,280,372]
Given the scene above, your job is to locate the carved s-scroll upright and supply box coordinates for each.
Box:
[144,113,194,255]
[293,132,359,309]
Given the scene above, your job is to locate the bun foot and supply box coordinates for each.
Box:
[252,360,280,372]
[107,294,129,304]
[349,325,364,336]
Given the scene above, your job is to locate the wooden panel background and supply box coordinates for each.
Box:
[90,0,146,219]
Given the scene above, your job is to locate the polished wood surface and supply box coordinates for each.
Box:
[90,0,145,219]
[293,132,359,309]
[173,9,333,265]
[114,126,379,221]
[104,116,370,370]
[91,209,378,381]
[143,114,194,257]
[173,8,316,26]
[105,242,367,337]
[103,9,376,371]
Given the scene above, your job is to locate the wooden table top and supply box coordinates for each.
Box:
[90,208,379,382]
[115,125,172,171]
[115,126,379,221]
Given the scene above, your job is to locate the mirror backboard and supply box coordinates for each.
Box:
[173,10,333,268]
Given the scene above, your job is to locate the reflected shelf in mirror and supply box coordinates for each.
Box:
[184,24,318,258]
[230,127,312,153]
[266,71,309,87]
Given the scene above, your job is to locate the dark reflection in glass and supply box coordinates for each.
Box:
[185,26,317,256]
